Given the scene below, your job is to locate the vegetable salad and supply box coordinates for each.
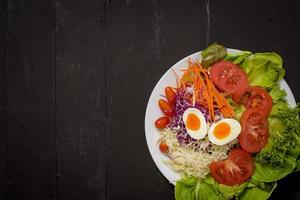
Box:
[154,43,300,200]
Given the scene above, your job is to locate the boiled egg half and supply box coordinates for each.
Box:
[208,118,241,145]
[183,108,208,140]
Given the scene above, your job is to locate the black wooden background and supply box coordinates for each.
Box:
[0,0,299,199]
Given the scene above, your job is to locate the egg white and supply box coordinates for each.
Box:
[183,108,208,140]
[208,118,241,145]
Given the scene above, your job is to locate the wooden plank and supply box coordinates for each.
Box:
[0,0,8,199]
[6,0,56,199]
[106,1,159,199]
[106,0,207,199]
[209,1,300,199]
[55,0,107,199]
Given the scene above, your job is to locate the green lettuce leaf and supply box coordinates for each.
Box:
[175,176,219,200]
[268,84,287,104]
[201,43,227,68]
[240,53,285,89]
[238,182,277,200]
[252,156,296,183]
[175,176,249,200]
[217,182,248,199]
[226,96,246,121]
[224,51,252,65]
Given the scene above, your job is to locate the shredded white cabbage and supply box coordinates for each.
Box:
[159,128,237,178]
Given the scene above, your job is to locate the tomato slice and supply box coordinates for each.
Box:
[210,61,249,95]
[238,109,269,153]
[240,86,273,116]
[210,148,255,186]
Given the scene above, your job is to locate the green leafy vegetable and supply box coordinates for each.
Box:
[227,97,246,121]
[224,51,252,64]
[201,43,227,68]
[217,182,248,199]
[252,156,296,183]
[256,104,300,166]
[268,84,287,104]
[240,53,285,89]
[239,182,277,200]
[175,176,219,200]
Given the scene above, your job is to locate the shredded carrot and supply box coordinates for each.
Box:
[174,58,234,121]
[171,68,181,89]
[211,82,234,117]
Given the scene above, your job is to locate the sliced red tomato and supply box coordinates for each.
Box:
[210,148,255,186]
[241,86,273,115]
[155,116,170,129]
[158,99,174,116]
[210,61,249,95]
[238,109,269,153]
[165,87,176,105]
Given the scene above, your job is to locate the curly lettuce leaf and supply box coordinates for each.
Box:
[256,104,300,166]
[240,53,285,89]
[201,43,227,68]
[251,156,296,183]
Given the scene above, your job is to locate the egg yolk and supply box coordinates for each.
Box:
[213,122,231,139]
[186,113,201,131]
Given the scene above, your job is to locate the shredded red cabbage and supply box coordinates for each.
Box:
[168,88,221,145]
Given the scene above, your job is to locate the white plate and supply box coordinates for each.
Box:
[144,49,296,185]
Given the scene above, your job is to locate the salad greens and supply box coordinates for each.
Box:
[174,44,300,200]
[257,104,300,167]
[251,156,296,183]
[240,53,285,89]
[224,51,252,65]
[201,43,227,68]
[175,176,277,200]
[238,182,277,200]
[175,176,247,200]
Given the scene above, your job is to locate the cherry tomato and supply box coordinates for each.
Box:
[158,99,174,116]
[209,148,255,186]
[159,141,169,153]
[155,116,170,129]
[238,109,269,153]
[165,87,176,105]
[242,86,273,116]
[210,61,249,95]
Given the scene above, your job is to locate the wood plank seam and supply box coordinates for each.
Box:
[104,1,109,200]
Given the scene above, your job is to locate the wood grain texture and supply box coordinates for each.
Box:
[106,1,161,199]
[209,0,300,199]
[55,0,107,199]
[0,0,7,199]
[0,0,300,199]
[6,0,56,199]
